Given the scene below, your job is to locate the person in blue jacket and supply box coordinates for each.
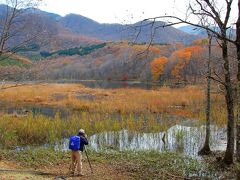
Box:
[70,129,88,176]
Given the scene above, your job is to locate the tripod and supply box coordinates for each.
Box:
[84,147,93,174]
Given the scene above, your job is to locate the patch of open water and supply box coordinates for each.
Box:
[56,123,226,158]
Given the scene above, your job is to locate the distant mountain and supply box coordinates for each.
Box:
[0,4,101,53]
[0,4,200,54]
[59,14,124,42]
[179,25,236,38]
[59,14,199,44]
[25,8,62,20]
[178,25,205,36]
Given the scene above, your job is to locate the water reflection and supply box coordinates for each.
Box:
[56,80,158,89]
[58,124,226,157]
[56,80,186,89]
[0,101,69,118]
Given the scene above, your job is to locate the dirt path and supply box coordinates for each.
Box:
[0,160,132,180]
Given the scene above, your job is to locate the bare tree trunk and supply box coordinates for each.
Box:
[223,39,235,165]
[199,34,212,155]
[236,0,240,164]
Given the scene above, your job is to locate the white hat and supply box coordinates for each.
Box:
[79,129,85,134]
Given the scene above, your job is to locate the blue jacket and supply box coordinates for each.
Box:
[77,134,88,152]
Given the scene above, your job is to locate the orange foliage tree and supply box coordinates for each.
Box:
[150,56,168,81]
[170,46,203,80]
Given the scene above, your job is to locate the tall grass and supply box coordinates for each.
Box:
[0,112,178,149]
[0,84,202,110]
[0,83,220,117]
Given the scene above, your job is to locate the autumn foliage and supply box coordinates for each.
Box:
[171,50,192,79]
[149,45,204,81]
[150,56,168,81]
[170,46,203,80]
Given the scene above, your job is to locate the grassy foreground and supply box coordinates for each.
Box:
[0,147,216,179]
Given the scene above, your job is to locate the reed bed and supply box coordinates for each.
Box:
[0,83,226,124]
[0,112,179,149]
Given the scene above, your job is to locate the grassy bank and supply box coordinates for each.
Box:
[0,147,216,179]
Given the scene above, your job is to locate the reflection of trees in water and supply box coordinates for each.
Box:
[88,125,226,156]
[175,129,185,153]
[113,131,119,147]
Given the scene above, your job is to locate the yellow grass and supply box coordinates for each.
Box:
[0,83,202,111]
[0,83,226,125]
[0,83,84,103]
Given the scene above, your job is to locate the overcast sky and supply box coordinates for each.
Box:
[39,0,237,25]
[0,0,238,26]
[40,0,188,24]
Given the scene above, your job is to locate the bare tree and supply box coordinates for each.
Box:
[0,0,42,61]
[135,0,236,164]
[236,0,240,164]
[198,32,213,155]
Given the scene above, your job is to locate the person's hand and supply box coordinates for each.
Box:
[81,134,87,138]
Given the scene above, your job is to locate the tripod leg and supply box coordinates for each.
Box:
[84,148,93,174]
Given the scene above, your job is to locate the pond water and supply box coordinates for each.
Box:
[0,101,69,118]
[44,80,185,89]
[54,80,160,89]
[56,123,227,157]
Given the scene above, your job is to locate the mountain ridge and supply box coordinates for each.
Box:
[0,3,200,52]
[58,13,199,44]
[178,25,236,38]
